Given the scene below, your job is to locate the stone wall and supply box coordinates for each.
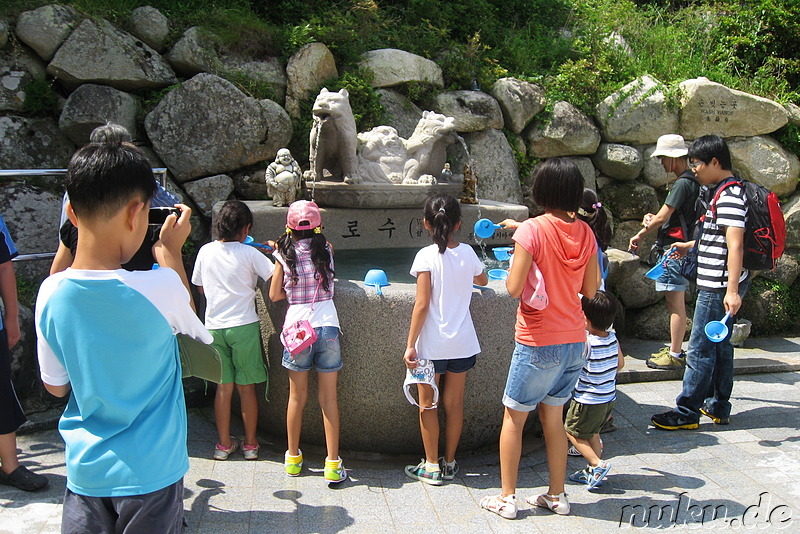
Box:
[3,5,800,408]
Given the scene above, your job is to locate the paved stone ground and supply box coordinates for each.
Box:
[4,362,800,533]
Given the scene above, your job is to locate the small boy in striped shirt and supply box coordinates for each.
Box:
[564,290,624,489]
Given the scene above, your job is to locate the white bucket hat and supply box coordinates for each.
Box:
[403,359,439,409]
[651,134,688,158]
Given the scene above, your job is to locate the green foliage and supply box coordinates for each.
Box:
[21,77,60,116]
[218,70,278,101]
[776,124,800,163]
[15,275,39,309]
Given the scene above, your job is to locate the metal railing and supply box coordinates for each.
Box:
[2,168,169,263]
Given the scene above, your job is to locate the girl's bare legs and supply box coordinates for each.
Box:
[499,406,529,496]
[417,378,440,465]
[214,382,235,447]
[236,383,259,447]
[286,370,309,456]
[539,402,568,495]
[665,290,687,354]
[441,371,467,464]
[317,371,340,460]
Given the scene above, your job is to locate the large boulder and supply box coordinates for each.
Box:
[626,300,692,340]
[375,89,422,139]
[231,165,268,200]
[359,48,443,89]
[219,55,287,105]
[596,76,679,145]
[58,84,139,145]
[0,184,63,282]
[602,181,659,221]
[448,129,522,204]
[182,174,234,217]
[523,101,601,158]
[1,46,46,112]
[679,77,788,139]
[728,136,800,197]
[782,192,800,251]
[166,26,220,77]
[592,143,643,182]
[609,220,655,252]
[740,282,792,335]
[145,73,292,182]
[785,103,800,128]
[0,115,75,169]
[15,4,80,62]
[490,77,546,134]
[285,43,337,117]
[606,254,663,309]
[641,144,676,189]
[130,6,170,52]
[48,18,177,91]
[759,255,800,288]
[568,156,597,192]
[432,90,503,133]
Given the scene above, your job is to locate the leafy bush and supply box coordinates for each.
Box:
[21,77,60,115]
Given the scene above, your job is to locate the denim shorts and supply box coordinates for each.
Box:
[655,249,689,292]
[281,326,343,373]
[432,355,476,375]
[502,341,586,411]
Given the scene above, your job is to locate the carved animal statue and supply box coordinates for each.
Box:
[307,88,361,184]
[402,111,458,184]
[357,126,408,184]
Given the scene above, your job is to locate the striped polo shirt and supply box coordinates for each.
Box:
[573,331,619,405]
[697,179,748,291]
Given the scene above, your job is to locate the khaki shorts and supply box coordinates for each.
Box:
[564,399,615,439]
[210,322,268,385]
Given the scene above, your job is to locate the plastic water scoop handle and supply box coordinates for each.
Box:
[705,311,732,342]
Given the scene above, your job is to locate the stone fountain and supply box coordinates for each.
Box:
[218,87,530,454]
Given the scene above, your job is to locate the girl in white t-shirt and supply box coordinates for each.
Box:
[403,194,488,485]
[191,201,274,461]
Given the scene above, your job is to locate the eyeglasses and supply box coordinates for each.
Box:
[688,160,704,170]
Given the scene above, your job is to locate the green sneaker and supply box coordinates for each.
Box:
[284,450,303,476]
[646,350,686,370]
[324,457,348,484]
[404,460,443,485]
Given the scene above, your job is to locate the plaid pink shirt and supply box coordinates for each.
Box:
[275,239,334,305]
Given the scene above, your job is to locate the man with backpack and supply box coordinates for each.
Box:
[629,134,700,370]
[652,135,751,430]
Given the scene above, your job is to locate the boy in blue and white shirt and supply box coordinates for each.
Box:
[36,141,211,533]
[564,290,624,490]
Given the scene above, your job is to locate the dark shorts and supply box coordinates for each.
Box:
[564,399,615,439]
[61,478,186,534]
[432,355,476,375]
[0,328,27,435]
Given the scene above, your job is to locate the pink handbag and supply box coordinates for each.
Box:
[280,281,320,356]
[281,319,317,355]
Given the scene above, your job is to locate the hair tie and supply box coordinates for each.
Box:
[577,207,590,217]
[592,202,602,209]
[313,227,322,234]
[438,207,446,213]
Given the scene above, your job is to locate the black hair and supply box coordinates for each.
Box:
[423,194,461,253]
[531,157,584,212]
[687,135,732,170]
[577,188,611,251]
[581,290,619,332]
[66,141,156,220]
[214,200,253,241]
[276,229,335,292]
[89,122,133,144]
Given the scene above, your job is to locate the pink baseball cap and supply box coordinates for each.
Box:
[286,200,321,230]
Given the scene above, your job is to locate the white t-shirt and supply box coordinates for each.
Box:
[191,241,274,329]
[410,243,483,360]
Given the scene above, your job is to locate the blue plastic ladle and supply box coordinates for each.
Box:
[492,247,513,261]
[364,269,389,295]
[488,268,509,281]
[645,247,676,280]
[705,311,732,343]
[244,235,273,251]
[474,218,502,239]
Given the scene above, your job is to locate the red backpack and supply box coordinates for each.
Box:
[709,179,785,271]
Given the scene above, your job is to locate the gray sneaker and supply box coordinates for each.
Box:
[438,457,459,480]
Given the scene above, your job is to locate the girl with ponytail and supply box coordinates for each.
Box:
[402,194,488,485]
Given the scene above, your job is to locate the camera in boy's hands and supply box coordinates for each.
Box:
[149,206,181,224]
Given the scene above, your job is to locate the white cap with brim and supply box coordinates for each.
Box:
[403,359,439,409]
[651,134,688,158]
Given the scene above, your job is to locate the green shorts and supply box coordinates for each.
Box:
[564,399,615,439]
[210,322,268,385]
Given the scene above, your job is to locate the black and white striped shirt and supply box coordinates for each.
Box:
[697,180,748,290]
[573,332,619,405]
